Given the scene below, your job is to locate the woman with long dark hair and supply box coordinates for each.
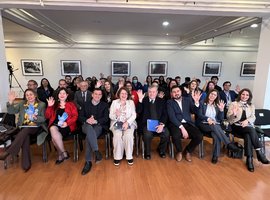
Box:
[227,88,269,172]
[196,89,239,164]
[37,78,54,106]
[45,88,78,165]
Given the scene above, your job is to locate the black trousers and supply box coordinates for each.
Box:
[7,127,40,170]
[231,124,261,157]
[169,123,203,153]
[143,126,170,155]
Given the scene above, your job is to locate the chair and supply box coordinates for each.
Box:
[254,109,270,154]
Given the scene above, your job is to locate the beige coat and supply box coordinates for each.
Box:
[227,101,255,125]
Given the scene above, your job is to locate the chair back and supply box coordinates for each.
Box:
[0,112,16,127]
[255,109,270,126]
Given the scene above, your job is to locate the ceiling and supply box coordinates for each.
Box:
[1,0,267,50]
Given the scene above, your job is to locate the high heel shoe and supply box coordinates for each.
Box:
[62,151,70,160]
[55,153,65,165]
[246,156,254,172]
[256,150,270,164]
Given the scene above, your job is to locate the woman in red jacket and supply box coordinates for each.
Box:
[46,88,78,164]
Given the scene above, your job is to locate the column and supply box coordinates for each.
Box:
[253,16,270,109]
[0,11,9,112]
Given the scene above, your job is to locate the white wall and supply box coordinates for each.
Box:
[5,48,257,97]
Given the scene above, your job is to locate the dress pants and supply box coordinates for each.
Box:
[231,125,261,157]
[112,128,134,160]
[82,123,103,162]
[143,126,169,155]
[7,127,40,170]
[169,123,203,153]
[198,123,230,157]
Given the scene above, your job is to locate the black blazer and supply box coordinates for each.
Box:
[195,103,224,125]
[78,101,109,130]
[136,97,167,127]
[167,97,197,127]
[74,90,92,110]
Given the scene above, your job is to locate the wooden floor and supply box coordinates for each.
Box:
[1,139,270,200]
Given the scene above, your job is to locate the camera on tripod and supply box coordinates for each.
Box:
[7,62,15,74]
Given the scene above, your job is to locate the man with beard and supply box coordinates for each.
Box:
[167,85,203,162]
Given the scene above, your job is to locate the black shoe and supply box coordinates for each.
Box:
[81,161,92,175]
[145,155,151,160]
[256,150,270,164]
[159,152,166,158]
[127,159,133,165]
[95,151,103,164]
[62,151,70,160]
[211,156,218,164]
[227,143,240,152]
[246,157,254,172]
[0,152,9,160]
[114,159,120,166]
[55,157,65,165]
[24,166,31,173]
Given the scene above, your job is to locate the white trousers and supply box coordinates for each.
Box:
[112,128,134,160]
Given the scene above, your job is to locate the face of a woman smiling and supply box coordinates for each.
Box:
[58,90,68,102]
[119,90,128,101]
[25,91,36,104]
[240,90,250,102]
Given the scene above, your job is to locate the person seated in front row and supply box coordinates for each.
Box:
[45,88,78,165]
[78,88,109,175]
[109,87,137,166]
[195,89,240,164]
[167,85,203,162]
[227,88,270,172]
[0,89,46,172]
[136,85,169,160]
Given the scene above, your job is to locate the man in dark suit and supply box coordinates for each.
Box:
[78,88,109,175]
[167,85,203,162]
[137,86,169,159]
[219,81,239,115]
[74,81,92,110]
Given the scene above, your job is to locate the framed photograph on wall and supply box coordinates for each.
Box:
[240,62,256,77]
[111,61,130,76]
[21,60,43,76]
[148,61,168,76]
[202,61,222,76]
[61,60,82,76]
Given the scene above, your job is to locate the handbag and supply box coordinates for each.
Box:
[228,142,243,159]
[114,121,124,130]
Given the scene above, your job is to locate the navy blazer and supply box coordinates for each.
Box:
[195,103,224,126]
[167,97,197,127]
[136,96,167,127]
[219,90,238,105]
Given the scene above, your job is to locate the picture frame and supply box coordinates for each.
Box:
[240,62,256,77]
[61,60,82,76]
[21,60,43,76]
[202,61,222,76]
[111,61,131,76]
[148,61,168,76]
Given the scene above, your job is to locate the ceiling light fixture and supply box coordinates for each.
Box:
[162,21,170,27]
[166,33,169,36]
[250,23,258,28]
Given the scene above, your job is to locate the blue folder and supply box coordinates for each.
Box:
[147,119,159,132]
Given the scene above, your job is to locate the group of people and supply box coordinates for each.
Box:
[0,74,269,175]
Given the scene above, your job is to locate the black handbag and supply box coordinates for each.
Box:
[228,142,243,159]
[114,121,124,130]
